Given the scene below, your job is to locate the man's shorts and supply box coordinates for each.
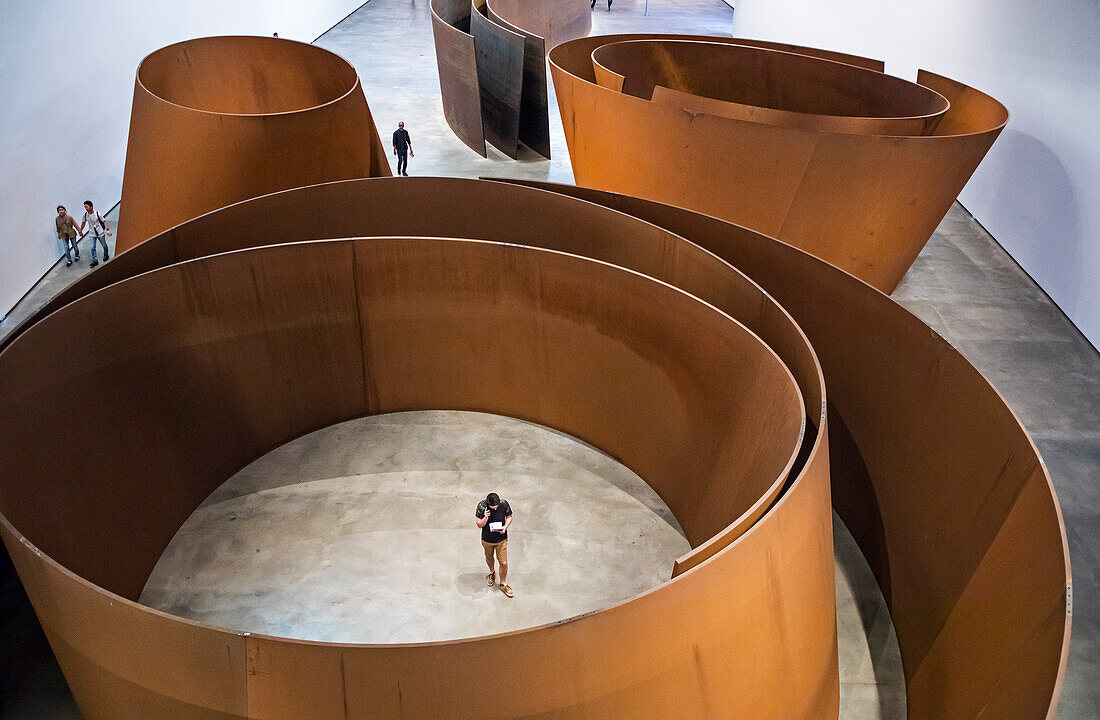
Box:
[483,539,508,564]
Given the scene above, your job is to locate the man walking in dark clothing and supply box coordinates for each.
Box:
[475,492,514,597]
[392,121,413,176]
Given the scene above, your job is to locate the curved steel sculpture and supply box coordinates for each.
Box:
[549,35,1008,292]
[1,181,834,719]
[430,0,583,158]
[114,36,391,254]
[487,0,591,51]
[0,177,1069,719]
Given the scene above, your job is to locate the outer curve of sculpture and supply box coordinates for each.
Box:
[0,176,1070,720]
[548,34,1008,293]
[114,35,391,254]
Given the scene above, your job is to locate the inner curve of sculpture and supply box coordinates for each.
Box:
[549,34,1009,292]
[0,32,1069,720]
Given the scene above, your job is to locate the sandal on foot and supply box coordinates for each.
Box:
[500,584,514,598]
[486,572,495,586]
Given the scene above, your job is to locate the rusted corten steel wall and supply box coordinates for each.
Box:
[0,212,838,717]
[0,176,1070,718]
[114,36,390,254]
[486,0,591,51]
[502,178,1072,720]
[549,34,1008,293]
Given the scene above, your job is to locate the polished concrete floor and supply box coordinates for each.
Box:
[1,0,1098,717]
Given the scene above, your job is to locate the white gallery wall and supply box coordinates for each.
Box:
[734,0,1100,348]
[0,0,364,320]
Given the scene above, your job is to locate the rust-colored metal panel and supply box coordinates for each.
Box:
[430,0,488,156]
[486,0,591,51]
[114,36,390,254]
[471,0,525,157]
[549,34,1008,292]
[498,179,1071,720]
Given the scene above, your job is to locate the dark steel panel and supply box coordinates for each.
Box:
[430,0,488,156]
[0,230,831,719]
[471,0,525,157]
[486,6,552,158]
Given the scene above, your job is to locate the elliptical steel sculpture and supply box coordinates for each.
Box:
[114,36,391,254]
[549,35,1009,292]
[0,31,1070,720]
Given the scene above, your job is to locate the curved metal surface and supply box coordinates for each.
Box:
[0,227,834,719]
[485,0,591,50]
[484,4,552,158]
[430,0,488,156]
[549,34,1008,292]
[114,36,391,254]
[430,0,555,158]
[471,0,525,157]
[500,178,1072,720]
[0,173,1070,719]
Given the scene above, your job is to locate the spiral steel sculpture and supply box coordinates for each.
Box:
[549,35,1008,293]
[0,176,1069,719]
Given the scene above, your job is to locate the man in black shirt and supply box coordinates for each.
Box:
[475,492,514,597]
[392,121,414,176]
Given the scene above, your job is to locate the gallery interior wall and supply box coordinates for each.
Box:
[734,0,1100,348]
[0,0,365,320]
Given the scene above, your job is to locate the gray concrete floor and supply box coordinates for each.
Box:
[140,411,692,644]
[1,0,1097,717]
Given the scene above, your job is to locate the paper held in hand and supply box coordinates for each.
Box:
[490,521,505,531]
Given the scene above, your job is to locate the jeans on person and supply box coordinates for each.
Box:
[61,237,79,263]
[397,150,408,175]
[90,233,109,262]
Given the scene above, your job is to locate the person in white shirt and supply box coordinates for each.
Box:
[78,200,111,267]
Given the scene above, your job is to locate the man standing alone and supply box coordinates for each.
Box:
[475,492,514,597]
[392,121,413,176]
